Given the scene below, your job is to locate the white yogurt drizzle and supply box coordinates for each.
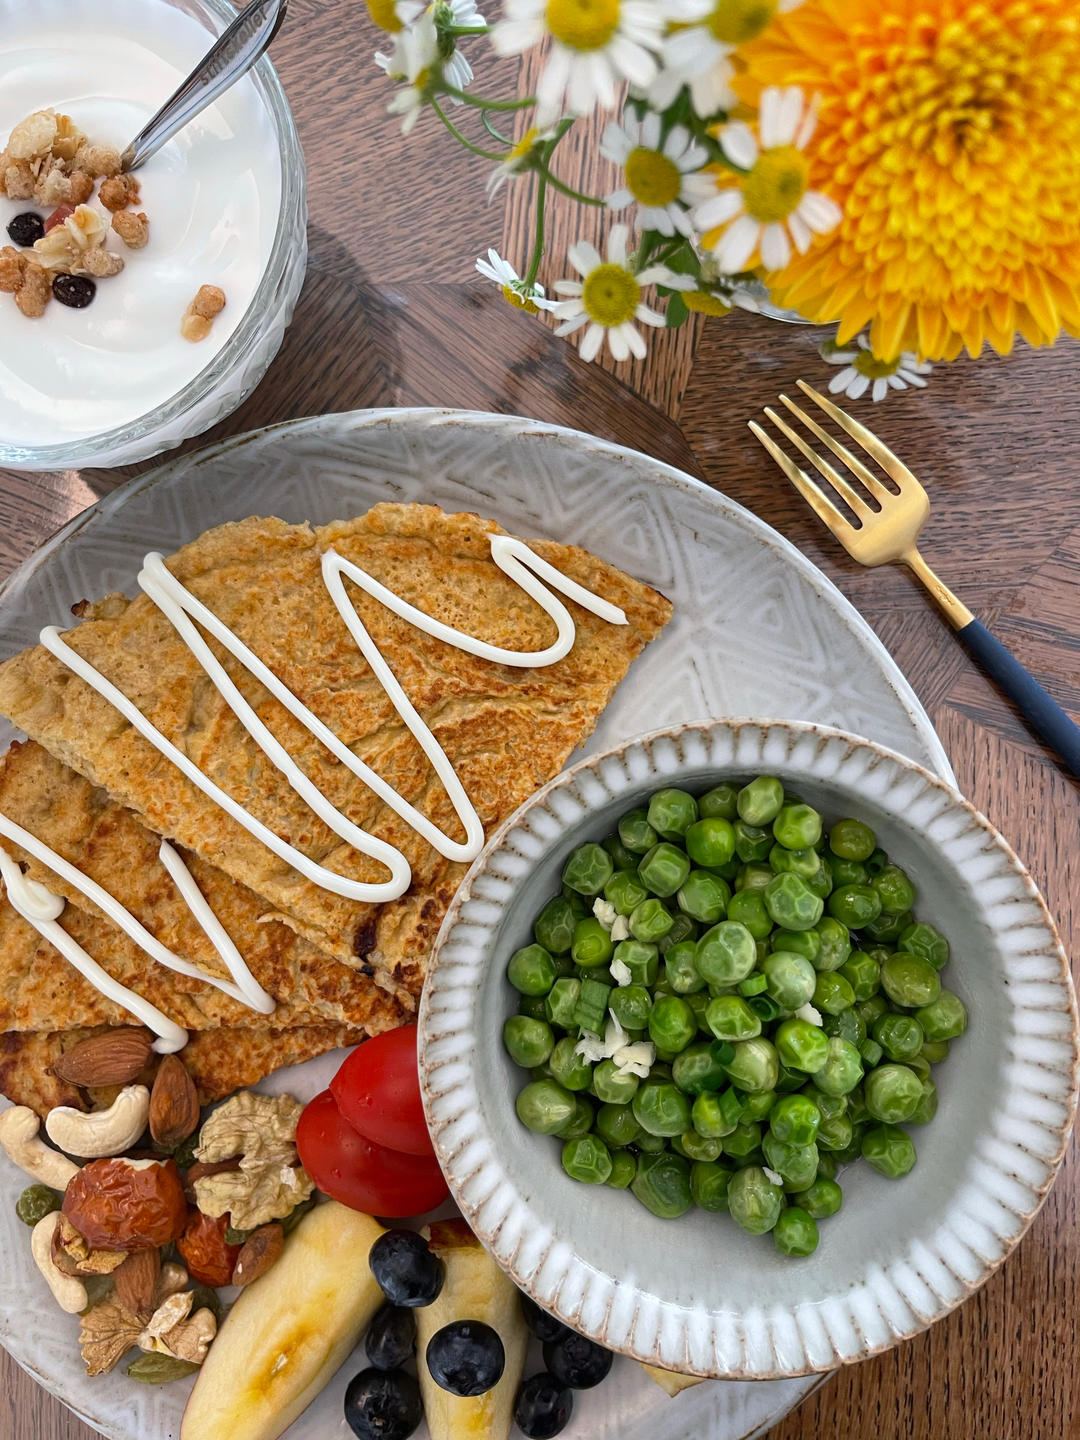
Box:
[0,534,627,1050]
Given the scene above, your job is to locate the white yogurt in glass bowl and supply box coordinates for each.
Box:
[0,0,306,469]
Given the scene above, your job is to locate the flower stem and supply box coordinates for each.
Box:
[447,23,489,33]
[540,172,605,206]
[431,100,510,160]
[442,84,536,110]
[524,173,548,287]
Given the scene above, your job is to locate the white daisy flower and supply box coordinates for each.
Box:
[647,0,804,119]
[491,0,702,122]
[389,0,484,92]
[822,335,933,403]
[600,111,713,237]
[375,13,440,134]
[551,223,693,362]
[486,127,552,197]
[475,248,559,312]
[692,84,842,274]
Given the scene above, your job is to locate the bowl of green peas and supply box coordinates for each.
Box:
[418,719,1077,1379]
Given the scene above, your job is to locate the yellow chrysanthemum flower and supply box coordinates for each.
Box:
[737,0,1080,361]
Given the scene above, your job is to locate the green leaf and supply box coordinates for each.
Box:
[665,292,689,328]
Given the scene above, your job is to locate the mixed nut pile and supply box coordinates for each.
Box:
[1,1026,308,1384]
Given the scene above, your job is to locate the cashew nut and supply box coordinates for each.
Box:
[0,1106,80,1190]
[31,1211,88,1314]
[45,1086,150,1158]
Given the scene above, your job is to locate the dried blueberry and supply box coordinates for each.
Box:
[52,275,97,309]
[6,212,44,247]
[344,1367,422,1440]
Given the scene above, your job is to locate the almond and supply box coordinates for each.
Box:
[113,1247,162,1320]
[149,1055,200,1149]
[231,1223,284,1288]
[53,1028,153,1087]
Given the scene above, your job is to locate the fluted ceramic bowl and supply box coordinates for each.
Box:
[418,719,1078,1379]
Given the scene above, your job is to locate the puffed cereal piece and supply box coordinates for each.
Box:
[180,312,212,343]
[1,161,35,201]
[15,260,51,318]
[98,173,140,212]
[73,143,121,179]
[34,162,74,207]
[0,246,26,293]
[112,210,150,250]
[50,114,86,164]
[68,170,95,205]
[77,247,125,278]
[191,284,226,319]
[7,110,57,161]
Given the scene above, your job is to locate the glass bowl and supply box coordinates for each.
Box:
[0,0,307,471]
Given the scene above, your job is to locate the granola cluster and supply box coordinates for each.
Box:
[181,284,227,343]
[0,109,152,318]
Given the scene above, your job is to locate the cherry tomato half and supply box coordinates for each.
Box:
[297,1090,449,1218]
[330,1025,433,1157]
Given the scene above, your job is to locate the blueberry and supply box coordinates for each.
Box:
[369,1230,445,1307]
[519,1293,573,1345]
[514,1372,575,1439]
[542,1331,613,1390]
[425,1319,505,1397]
[52,274,96,309]
[344,1367,422,1440]
[6,212,44,247]
[365,1303,416,1371]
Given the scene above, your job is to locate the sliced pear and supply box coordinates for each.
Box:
[416,1219,529,1440]
[639,1361,707,1397]
[181,1201,385,1440]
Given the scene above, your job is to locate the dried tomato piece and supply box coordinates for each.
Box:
[63,1158,188,1253]
[177,1210,242,1288]
[43,203,74,233]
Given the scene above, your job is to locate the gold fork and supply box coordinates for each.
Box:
[750,379,1080,780]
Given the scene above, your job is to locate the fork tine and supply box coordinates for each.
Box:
[778,393,894,506]
[794,380,926,497]
[763,405,875,523]
[747,420,856,541]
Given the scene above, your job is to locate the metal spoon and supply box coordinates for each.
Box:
[120,0,288,173]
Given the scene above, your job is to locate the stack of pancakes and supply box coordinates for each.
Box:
[0,503,671,1114]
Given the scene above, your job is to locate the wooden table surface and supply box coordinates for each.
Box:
[2,3,1078,1437]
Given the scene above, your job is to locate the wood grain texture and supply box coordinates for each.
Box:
[0,1,1078,1437]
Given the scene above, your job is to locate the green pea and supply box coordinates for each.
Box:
[647,788,699,840]
[873,1013,924,1062]
[705,994,762,1042]
[629,897,676,943]
[737,776,785,826]
[613,940,658,986]
[545,977,581,1029]
[802,1084,846,1120]
[15,1184,61,1228]
[630,1079,691,1138]
[861,908,914,943]
[721,1120,762,1159]
[595,1101,641,1148]
[804,859,834,899]
[562,842,614,896]
[655,940,699,996]
[673,1129,724,1162]
[828,818,876,861]
[637,843,691,898]
[898,921,950,969]
[861,1123,916,1177]
[812,969,855,1015]
[855,993,889,1029]
[827,884,882,929]
[829,1124,869,1166]
[740,1089,778,1122]
[727,1165,784,1234]
[610,827,644,867]
[812,916,852,971]
[825,853,869,888]
[769,1094,821,1146]
[840,950,880,1001]
[516,1079,576,1134]
[763,873,824,931]
[549,1037,594,1092]
[865,1064,923,1123]
[793,1176,843,1218]
[699,783,739,820]
[722,1036,779,1094]
[692,1088,739,1138]
[562,1134,612,1184]
[880,952,941,1009]
[604,869,649,917]
[773,1018,829,1073]
[870,863,915,905]
[518,994,548,1022]
[761,1130,818,1185]
[920,1038,951,1064]
[762,950,818,1009]
[733,819,773,863]
[773,803,823,851]
[507,943,558,996]
[723,889,769,938]
[909,1076,938,1125]
[592,1058,641,1104]
[618,807,659,855]
[814,1151,839,1181]
[635,1131,666,1153]
[631,1149,693,1218]
[735,863,774,893]
[845,1082,870,1126]
[815,1113,854,1151]
[690,1159,734,1211]
[677,870,731,924]
[915,990,967,1042]
[534,895,576,954]
[769,844,823,879]
[603,1150,635,1189]
[822,1007,865,1048]
[905,1052,932,1080]
[503,1016,555,1069]
[648,995,697,1055]
[658,911,698,953]
[771,928,822,963]
[697,920,757,986]
[864,846,889,875]
[685,816,736,868]
[773,1206,819,1256]
[571,917,615,969]
[561,886,590,917]
[557,1095,596,1138]
[813,1036,864,1096]
[671,1041,731,1095]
